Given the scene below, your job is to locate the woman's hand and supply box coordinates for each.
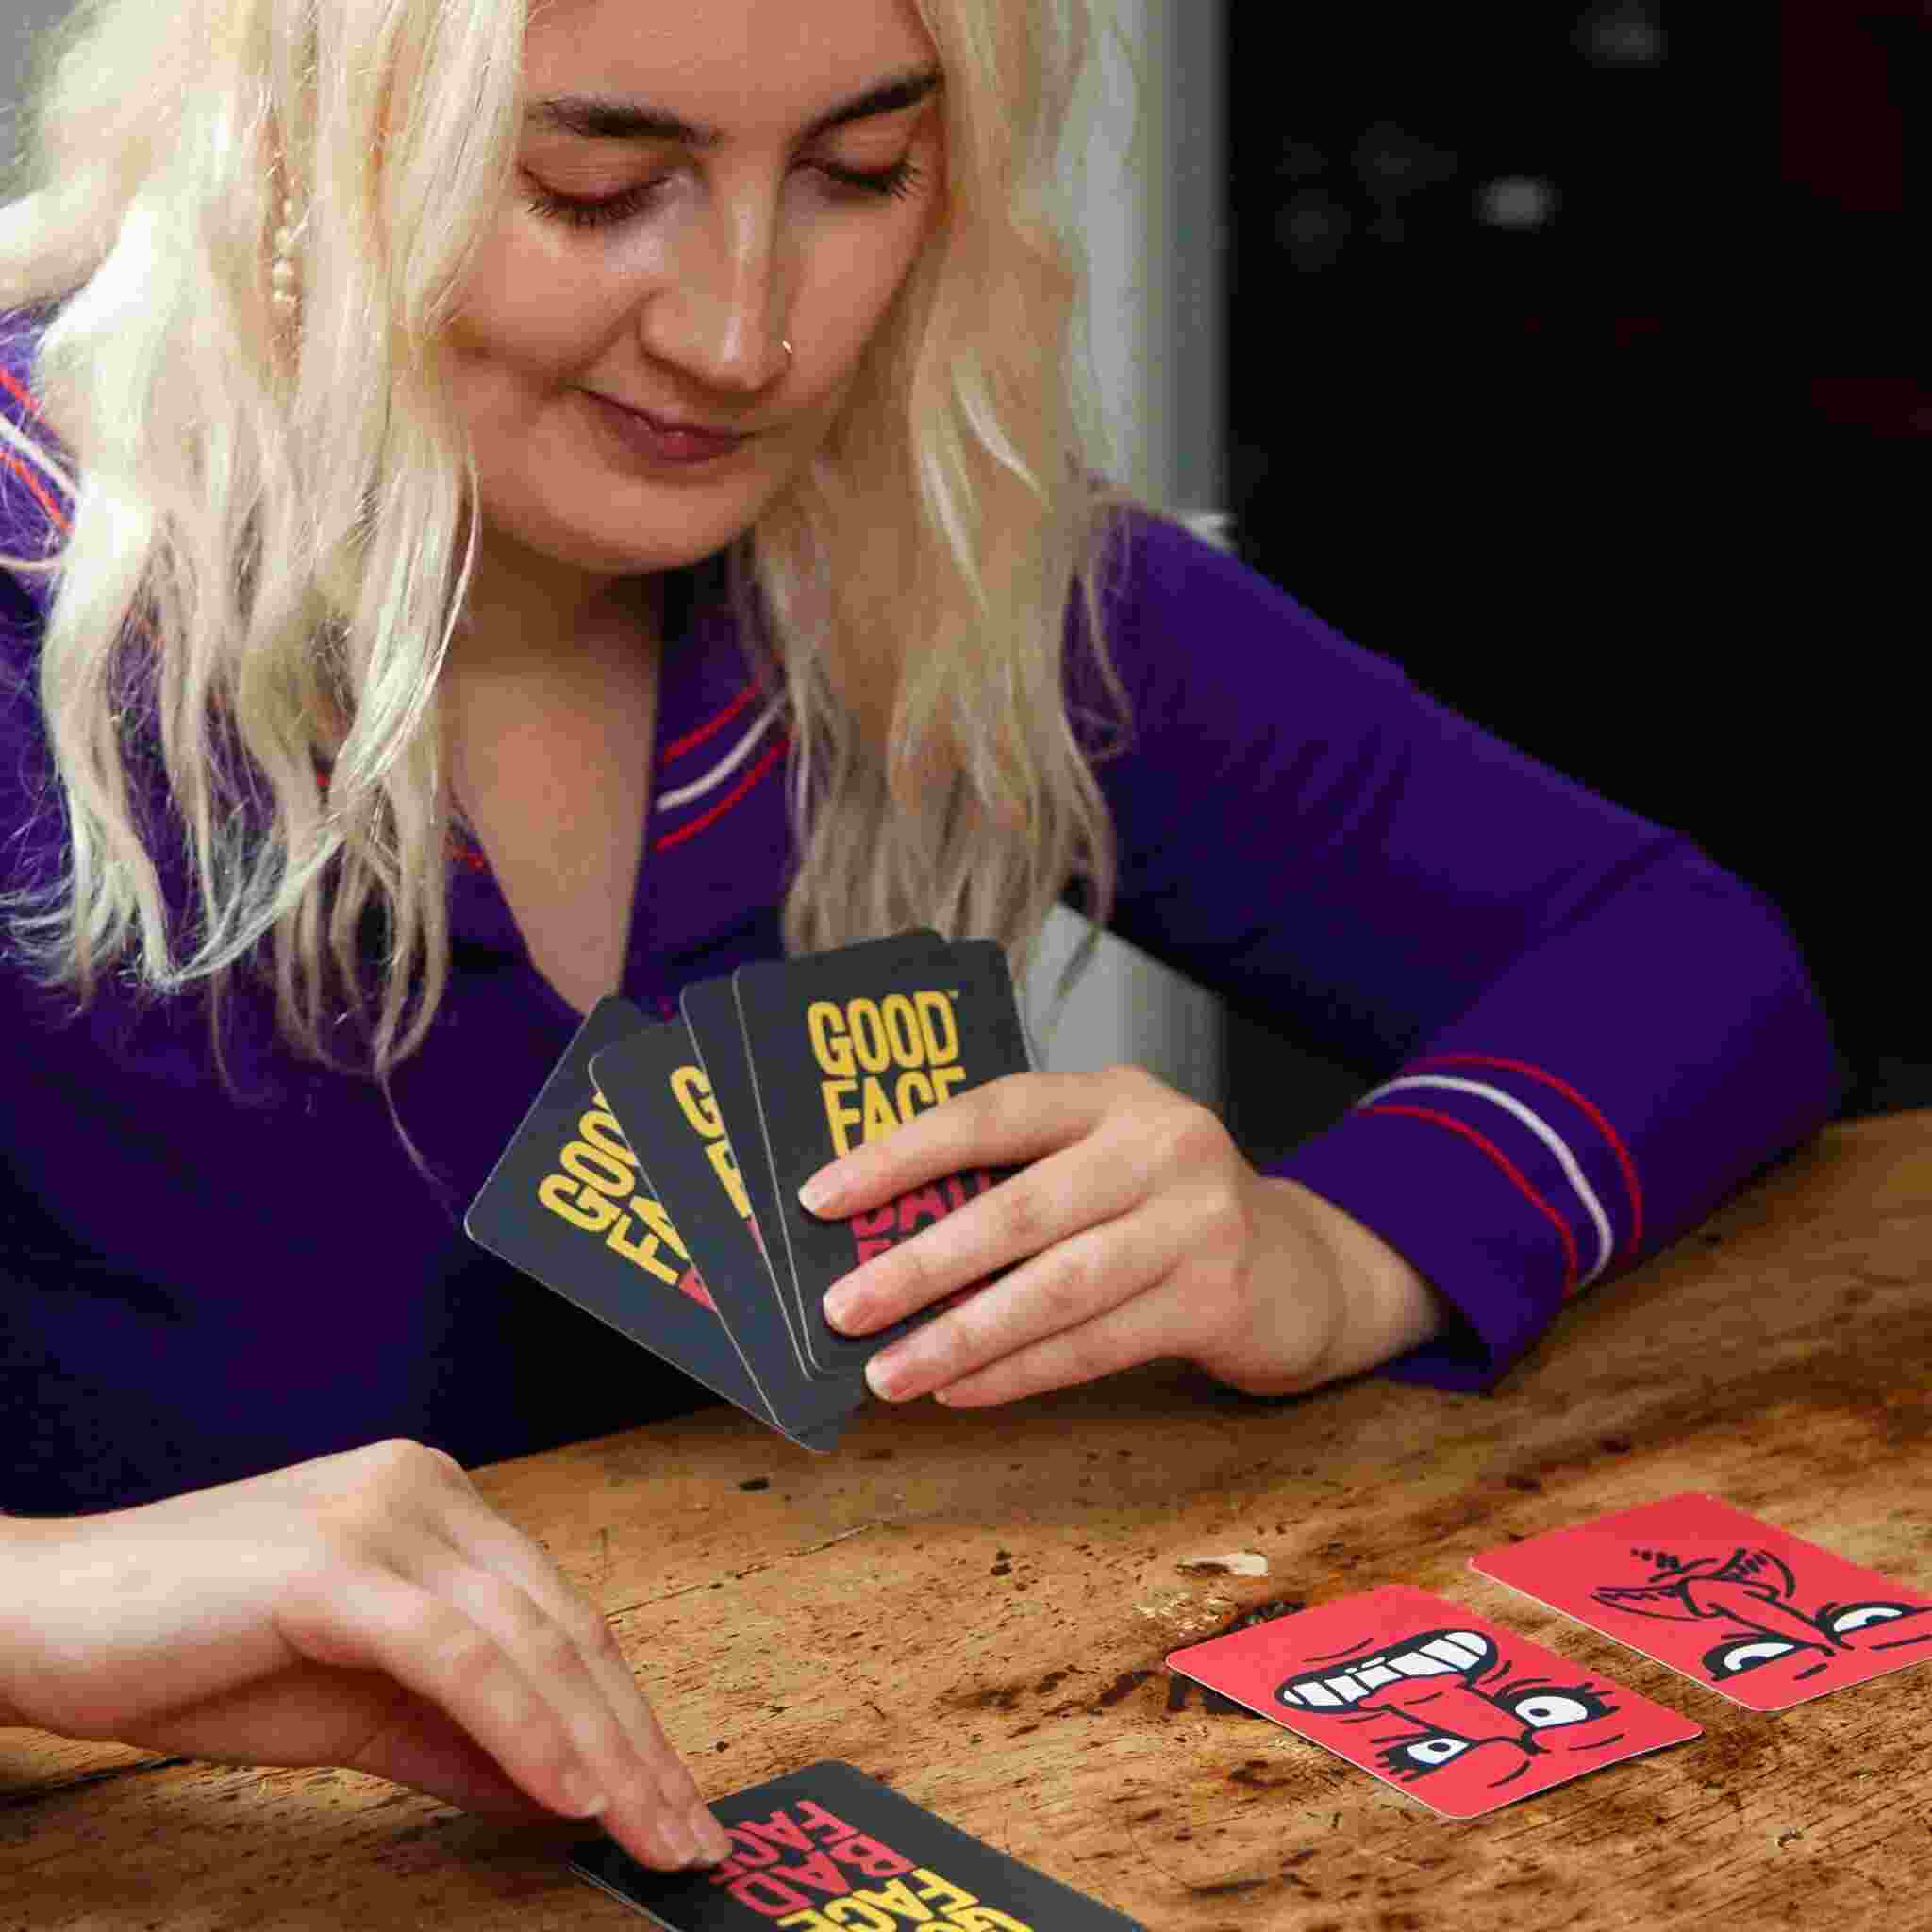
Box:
[0,1439,730,1872]
[803,1066,1441,1406]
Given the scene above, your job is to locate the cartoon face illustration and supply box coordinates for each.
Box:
[1274,1625,1627,1794]
[1591,1544,1932,1693]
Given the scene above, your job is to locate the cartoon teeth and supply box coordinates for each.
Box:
[1278,1630,1494,1707]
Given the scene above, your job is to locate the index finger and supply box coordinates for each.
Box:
[419,1463,732,1869]
[797,1070,1094,1216]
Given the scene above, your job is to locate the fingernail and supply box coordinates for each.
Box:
[559,1765,608,1818]
[691,1807,734,1865]
[659,1810,703,1867]
[798,1165,842,1214]
[866,1351,909,1400]
[822,1286,855,1330]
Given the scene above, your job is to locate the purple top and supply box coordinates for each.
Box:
[0,308,1846,1515]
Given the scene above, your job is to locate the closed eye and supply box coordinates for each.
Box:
[525,158,923,231]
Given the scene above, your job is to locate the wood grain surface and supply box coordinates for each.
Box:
[4,1111,1929,1930]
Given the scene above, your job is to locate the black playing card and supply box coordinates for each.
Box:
[463,998,826,1447]
[591,1020,865,1444]
[681,974,824,1382]
[684,933,948,1381]
[735,935,1031,1378]
[570,1759,1146,1928]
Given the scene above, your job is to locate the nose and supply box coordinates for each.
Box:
[639,184,792,394]
[1405,1686,1538,1748]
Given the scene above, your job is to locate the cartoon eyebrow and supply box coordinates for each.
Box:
[1491,1674,1591,1701]
[1591,1582,1707,1618]
[1622,1546,1800,1597]
[1303,1632,1382,1663]
[1708,1547,1799,1596]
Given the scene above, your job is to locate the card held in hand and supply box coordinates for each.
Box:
[737,934,1033,1377]
[591,1020,864,1445]
[1167,1584,1702,1820]
[1471,1493,1932,1711]
[463,997,804,1442]
[570,1759,1145,1929]
[679,931,944,1383]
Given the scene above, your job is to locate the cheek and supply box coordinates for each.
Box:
[447,212,626,382]
[808,217,935,355]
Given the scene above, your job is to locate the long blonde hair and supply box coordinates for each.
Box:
[0,0,1232,1178]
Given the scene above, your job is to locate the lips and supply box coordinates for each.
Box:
[599,395,745,443]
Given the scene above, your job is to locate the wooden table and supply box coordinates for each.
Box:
[4,1110,1929,1929]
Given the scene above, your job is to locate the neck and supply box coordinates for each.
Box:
[447,527,660,689]
[435,534,666,829]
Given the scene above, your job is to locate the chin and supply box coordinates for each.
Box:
[521,498,756,578]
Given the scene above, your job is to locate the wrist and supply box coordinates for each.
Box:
[1272,1176,1442,1387]
[0,1516,34,1728]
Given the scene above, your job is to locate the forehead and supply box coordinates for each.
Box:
[523,0,939,117]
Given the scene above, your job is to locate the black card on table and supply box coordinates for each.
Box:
[590,1019,865,1447]
[462,998,831,1449]
[735,935,1033,1378]
[570,1759,1145,1929]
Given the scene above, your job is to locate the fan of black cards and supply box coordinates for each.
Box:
[464,931,1036,1452]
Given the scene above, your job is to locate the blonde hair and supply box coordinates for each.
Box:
[0,0,1233,1185]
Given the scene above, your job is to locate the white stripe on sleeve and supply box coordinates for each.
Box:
[1356,1074,1616,1289]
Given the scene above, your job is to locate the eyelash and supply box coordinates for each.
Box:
[526,158,924,231]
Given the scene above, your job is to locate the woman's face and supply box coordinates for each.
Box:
[446,0,946,591]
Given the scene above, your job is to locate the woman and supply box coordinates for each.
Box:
[0,0,1841,1879]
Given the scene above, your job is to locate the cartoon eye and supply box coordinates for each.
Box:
[1506,1691,1603,1730]
[1403,1737,1471,1768]
[1704,1636,1807,1679]
[1830,1603,1910,1635]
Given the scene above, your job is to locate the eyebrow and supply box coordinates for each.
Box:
[525,63,943,147]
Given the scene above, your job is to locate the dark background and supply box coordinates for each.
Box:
[1219,0,1927,1164]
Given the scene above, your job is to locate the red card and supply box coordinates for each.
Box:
[1472,1493,1932,1711]
[1165,1584,1701,1819]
